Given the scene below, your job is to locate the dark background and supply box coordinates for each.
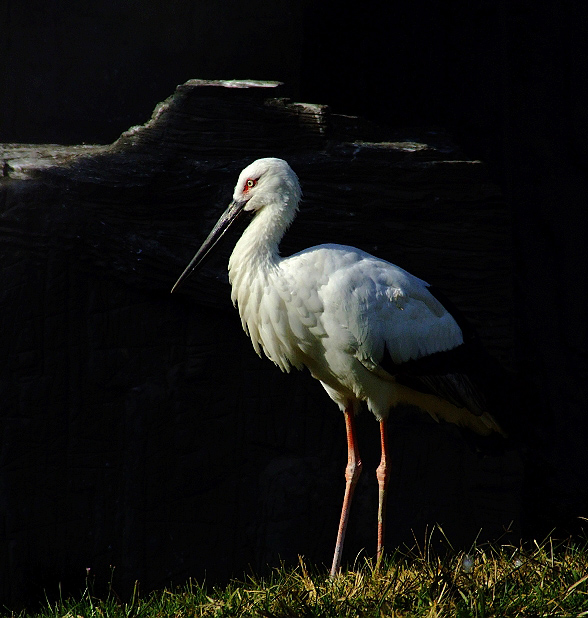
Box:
[1,0,587,607]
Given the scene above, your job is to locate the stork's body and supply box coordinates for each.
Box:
[172,158,506,577]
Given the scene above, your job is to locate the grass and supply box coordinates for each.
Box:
[4,532,588,618]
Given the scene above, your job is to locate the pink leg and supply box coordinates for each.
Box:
[376,419,390,567]
[330,406,362,578]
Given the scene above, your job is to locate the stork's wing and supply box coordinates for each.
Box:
[330,258,498,415]
[329,257,463,366]
[384,286,488,415]
[378,283,510,418]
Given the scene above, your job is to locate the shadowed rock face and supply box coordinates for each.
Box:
[0,81,521,606]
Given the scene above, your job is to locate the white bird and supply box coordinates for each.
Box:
[171,157,507,578]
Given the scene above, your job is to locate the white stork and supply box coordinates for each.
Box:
[171,157,507,577]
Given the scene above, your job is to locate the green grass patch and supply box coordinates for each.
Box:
[4,534,588,617]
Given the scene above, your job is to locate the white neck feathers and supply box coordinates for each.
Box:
[227,186,301,371]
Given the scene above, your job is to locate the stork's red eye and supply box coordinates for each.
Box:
[244,178,257,191]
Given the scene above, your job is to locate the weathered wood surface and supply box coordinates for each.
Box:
[0,80,522,605]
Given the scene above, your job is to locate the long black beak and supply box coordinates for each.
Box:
[171,200,248,293]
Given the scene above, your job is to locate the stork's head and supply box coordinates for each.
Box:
[232,157,302,214]
[171,158,301,293]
